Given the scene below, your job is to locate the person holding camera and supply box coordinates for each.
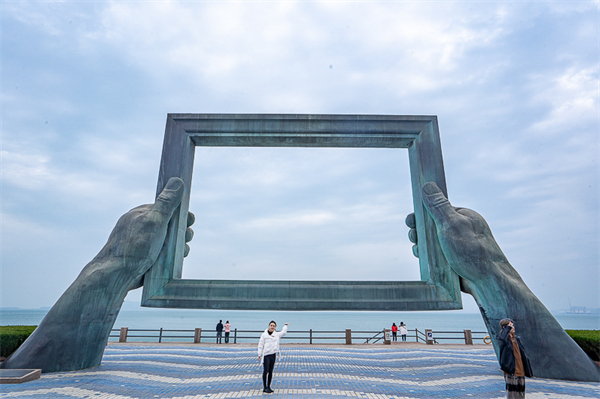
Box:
[496,318,533,398]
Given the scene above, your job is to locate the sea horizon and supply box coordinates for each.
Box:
[2,304,599,336]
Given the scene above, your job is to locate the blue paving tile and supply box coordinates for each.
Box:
[0,344,598,398]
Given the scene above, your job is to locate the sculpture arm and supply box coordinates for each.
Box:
[411,182,599,382]
[1,177,193,372]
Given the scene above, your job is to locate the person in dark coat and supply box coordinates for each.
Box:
[496,318,533,398]
[216,320,224,344]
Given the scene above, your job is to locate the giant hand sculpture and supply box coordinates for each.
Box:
[407,182,599,382]
[1,177,194,373]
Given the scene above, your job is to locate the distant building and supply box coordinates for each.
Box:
[569,306,587,314]
[567,306,600,314]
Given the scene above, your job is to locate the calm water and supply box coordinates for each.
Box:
[2,308,598,343]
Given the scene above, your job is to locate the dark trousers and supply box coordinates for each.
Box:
[216,331,222,343]
[392,332,397,341]
[262,353,276,389]
[401,334,406,342]
[225,332,230,343]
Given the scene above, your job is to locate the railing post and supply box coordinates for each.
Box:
[384,328,391,345]
[119,327,128,343]
[310,329,313,345]
[234,328,237,344]
[464,329,473,345]
[159,328,163,343]
[415,328,419,343]
[194,328,202,343]
[345,329,352,345]
[425,329,434,345]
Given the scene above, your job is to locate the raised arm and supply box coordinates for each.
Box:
[279,324,289,337]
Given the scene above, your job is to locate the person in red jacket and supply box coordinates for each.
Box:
[391,323,398,342]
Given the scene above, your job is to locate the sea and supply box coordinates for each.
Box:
[1,306,598,344]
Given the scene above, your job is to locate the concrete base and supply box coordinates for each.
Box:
[0,369,41,384]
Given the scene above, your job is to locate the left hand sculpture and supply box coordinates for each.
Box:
[408,182,599,382]
[1,177,194,372]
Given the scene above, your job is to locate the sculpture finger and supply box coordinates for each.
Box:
[408,228,418,244]
[405,213,416,229]
[406,213,418,257]
[185,227,194,243]
[184,212,195,257]
[412,244,419,258]
[421,182,458,229]
[187,211,195,227]
[152,177,185,221]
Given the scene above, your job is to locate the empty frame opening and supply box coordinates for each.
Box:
[181,146,420,281]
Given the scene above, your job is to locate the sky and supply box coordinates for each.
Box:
[1,1,598,314]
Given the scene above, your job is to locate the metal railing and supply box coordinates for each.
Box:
[386,328,423,343]
[415,328,428,343]
[428,330,489,344]
[109,327,490,345]
[364,330,385,343]
[117,328,196,343]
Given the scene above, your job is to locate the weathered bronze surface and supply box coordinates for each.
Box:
[142,114,462,310]
[413,182,600,382]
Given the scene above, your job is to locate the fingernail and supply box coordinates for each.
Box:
[422,182,438,195]
[165,177,183,190]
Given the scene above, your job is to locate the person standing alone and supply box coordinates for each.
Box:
[216,320,223,344]
[257,320,289,393]
[497,318,533,398]
[224,320,231,343]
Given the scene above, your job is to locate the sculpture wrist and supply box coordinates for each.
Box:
[78,256,141,288]
[467,263,552,326]
[68,259,136,308]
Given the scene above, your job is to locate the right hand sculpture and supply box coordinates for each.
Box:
[407,182,599,382]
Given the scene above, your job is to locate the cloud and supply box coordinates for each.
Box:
[1,1,598,312]
[529,67,598,135]
[241,210,337,230]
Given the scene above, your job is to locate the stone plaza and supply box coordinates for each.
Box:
[1,343,599,398]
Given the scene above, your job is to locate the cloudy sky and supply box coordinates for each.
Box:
[1,1,598,314]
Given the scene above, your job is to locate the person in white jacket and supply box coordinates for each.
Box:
[399,322,408,342]
[257,320,289,393]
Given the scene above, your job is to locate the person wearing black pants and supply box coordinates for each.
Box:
[257,320,289,393]
[262,353,277,392]
[216,320,223,344]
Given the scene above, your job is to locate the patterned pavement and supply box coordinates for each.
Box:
[1,343,599,398]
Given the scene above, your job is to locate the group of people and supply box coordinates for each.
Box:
[215,319,289,394]
[253,318,531,397]
[215,320,231,344]
[390,322,408,342]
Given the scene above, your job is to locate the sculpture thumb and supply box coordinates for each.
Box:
[153,177,185,220]
[421,182,456,228]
